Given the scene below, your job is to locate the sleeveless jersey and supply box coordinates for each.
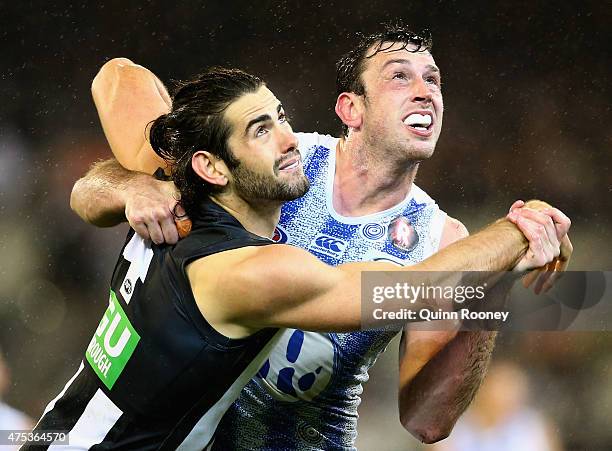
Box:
[27,199,282,450]
[213,132,447,450]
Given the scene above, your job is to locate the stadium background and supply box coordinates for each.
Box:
[1,1,610,449]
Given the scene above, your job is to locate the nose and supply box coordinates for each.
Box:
[411,77,432,104]
[279,127,299,154]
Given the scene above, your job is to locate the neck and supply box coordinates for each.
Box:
[209,193,280,239]
[332,136,419,217]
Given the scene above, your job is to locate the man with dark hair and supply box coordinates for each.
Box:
[31,64,565,450]
[70,24,572,450]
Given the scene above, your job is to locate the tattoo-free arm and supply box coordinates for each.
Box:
[70,158,181,244]
[70,159,141,227]
[398,307,507,444]
[193,217,534,334]
[396,204,571,443]
[397,216,468,438]
[91,57,170,174]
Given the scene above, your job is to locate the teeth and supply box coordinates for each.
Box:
[403,113,432,127]
[282,160,299,170]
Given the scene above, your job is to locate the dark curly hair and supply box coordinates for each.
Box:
[148,67,263,217]
[335,22,433,137]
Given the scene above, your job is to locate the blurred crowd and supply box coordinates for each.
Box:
[1,1,610,449]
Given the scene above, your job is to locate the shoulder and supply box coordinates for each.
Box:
[188,244,337,322]
[439,215,469,249]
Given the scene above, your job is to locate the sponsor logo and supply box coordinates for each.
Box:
[123,279,132,295]
[315,236,344,252]
[361,223,386,240]
[86,291,140,389]
[272,226,288,243]
[308,234,347,257]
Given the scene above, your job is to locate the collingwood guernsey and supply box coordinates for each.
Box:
[26,199,282,450]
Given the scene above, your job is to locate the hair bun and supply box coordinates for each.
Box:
[149,113,172,159]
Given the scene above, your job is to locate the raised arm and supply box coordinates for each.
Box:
[91,58,170,174]
[397,216,469,423]
[397,206,572,444]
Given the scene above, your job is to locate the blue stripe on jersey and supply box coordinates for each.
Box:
[213,135,446,450]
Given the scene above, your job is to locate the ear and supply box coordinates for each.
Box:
[192,151,229,188]
[335,92,363,131]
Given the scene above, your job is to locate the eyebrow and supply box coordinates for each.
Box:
[382,58,440,73]
[245,103,283,135]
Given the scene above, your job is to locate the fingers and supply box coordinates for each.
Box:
[522,269,540,288]
[508,199,525,213]
[514,214,550,268]
[126,204,177,245]
[544,207,571,240]
[514,208,560,258]
[509,203,573,294]
[130,219,151,242]
[123,178,188,245]
[128,213,164,244]
[146,220,166,245]
[160,213,179,245]
[557,235,573,270]
[533,261,556,294]
[540,262,562,294]
[173,203,187,218]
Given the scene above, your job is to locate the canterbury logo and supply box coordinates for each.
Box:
[313,236,346,253]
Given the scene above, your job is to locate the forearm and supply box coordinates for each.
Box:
[415,218,527,272]
[70,158,144,226]
[398,274,516,443]
[309,219,529,328]
[399,331,496,443]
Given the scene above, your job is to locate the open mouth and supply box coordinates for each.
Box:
[278,156,301,171]
[402,112,434,136]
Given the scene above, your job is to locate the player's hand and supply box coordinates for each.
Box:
[507,200,572,293]
[507,203,560,271]
[124,176,188,245]
[520,207,572,294]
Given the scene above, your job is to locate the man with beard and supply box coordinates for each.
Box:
[71,25,571,449]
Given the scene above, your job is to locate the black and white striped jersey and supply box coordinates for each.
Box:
[26,199,282,450]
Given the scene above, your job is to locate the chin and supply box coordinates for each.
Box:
[405,146,435,162]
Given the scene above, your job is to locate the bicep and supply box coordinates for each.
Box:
[220,245,372,332]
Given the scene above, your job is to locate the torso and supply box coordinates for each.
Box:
[213,132,448,450]
[29,201,282,450]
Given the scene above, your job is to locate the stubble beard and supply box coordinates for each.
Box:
[231,162,310,203]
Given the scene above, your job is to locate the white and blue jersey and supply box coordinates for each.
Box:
[212,132,447,450]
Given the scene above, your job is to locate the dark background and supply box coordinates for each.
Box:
[0,1,610,449]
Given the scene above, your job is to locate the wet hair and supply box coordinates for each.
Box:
[335,22,433,136]
[149,67,264,216]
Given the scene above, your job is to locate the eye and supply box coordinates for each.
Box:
[425,75,441,86]
[279,111,287,123]
[392,71,407,80]
[255,126,268,137]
